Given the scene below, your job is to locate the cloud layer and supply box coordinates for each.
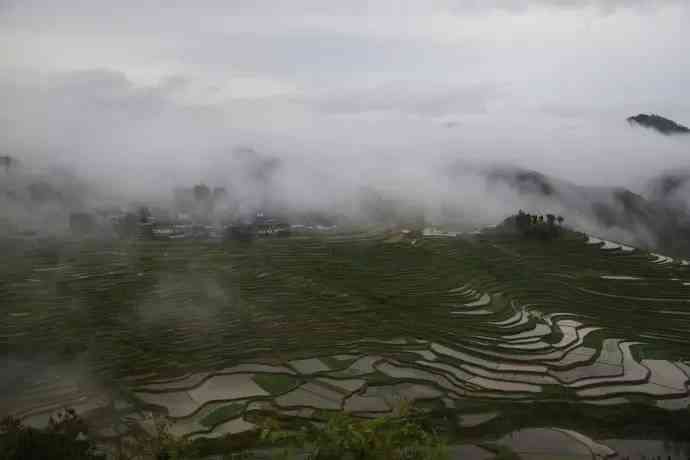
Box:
[1,0,690,218]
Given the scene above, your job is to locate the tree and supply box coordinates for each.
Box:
[212,187,227,200]
[0,410,103,460]
[0,155,14,173]
[557,216,564,225]
[515,210,530,234]
[260,402,448,460]
[193,184,211,202]
[506,210,565,241]
[121,414,194,460]
[138,206,151,223]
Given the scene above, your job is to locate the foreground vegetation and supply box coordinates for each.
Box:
[260,402,448,460]
[1,405,450,460]
[0,409,103,460]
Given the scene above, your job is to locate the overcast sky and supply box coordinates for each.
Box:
[1,0,689,193]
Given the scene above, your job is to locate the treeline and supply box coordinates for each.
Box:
[502,210,565,240]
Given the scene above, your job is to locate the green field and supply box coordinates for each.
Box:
[2,230,690,442]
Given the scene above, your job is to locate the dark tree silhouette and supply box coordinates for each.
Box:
[503,210,565,240]
[516,210,530,233]
[0,155,14,173]
[193,184,211,202]
[138,206,151,223]
[0,410,102,459]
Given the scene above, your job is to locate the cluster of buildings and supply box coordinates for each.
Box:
[70,208,291,241]
[61,184,291,240]
[66,183,295,241]
[225,212,291,240]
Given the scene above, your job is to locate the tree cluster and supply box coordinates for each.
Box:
[260,401,448,459]
[1,409,103,460]
[512,210,564,240]
[0,155,15,173]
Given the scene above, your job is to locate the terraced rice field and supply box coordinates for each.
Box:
[2,230,690,441]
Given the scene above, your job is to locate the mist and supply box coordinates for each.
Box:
[1,0,690,241]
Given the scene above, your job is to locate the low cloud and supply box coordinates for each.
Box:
[1,1,690,241]
[298,82,498,117]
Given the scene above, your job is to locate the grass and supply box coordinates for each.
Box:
[252,374,301,395]
[200,403,245,428]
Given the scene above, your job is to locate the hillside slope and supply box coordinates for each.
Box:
[478,165,690,257]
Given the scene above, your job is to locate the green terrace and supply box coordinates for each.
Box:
[2,229,690,444]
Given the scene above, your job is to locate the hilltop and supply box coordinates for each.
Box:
[475,165,690,257]
[627,113,690,135]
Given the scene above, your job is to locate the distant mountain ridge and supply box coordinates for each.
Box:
[627,113,690,135]
[475,164,690,257]
[647,170,690,203]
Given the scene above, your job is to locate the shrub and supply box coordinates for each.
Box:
[260,401,448,459]
[0,409,103,460]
